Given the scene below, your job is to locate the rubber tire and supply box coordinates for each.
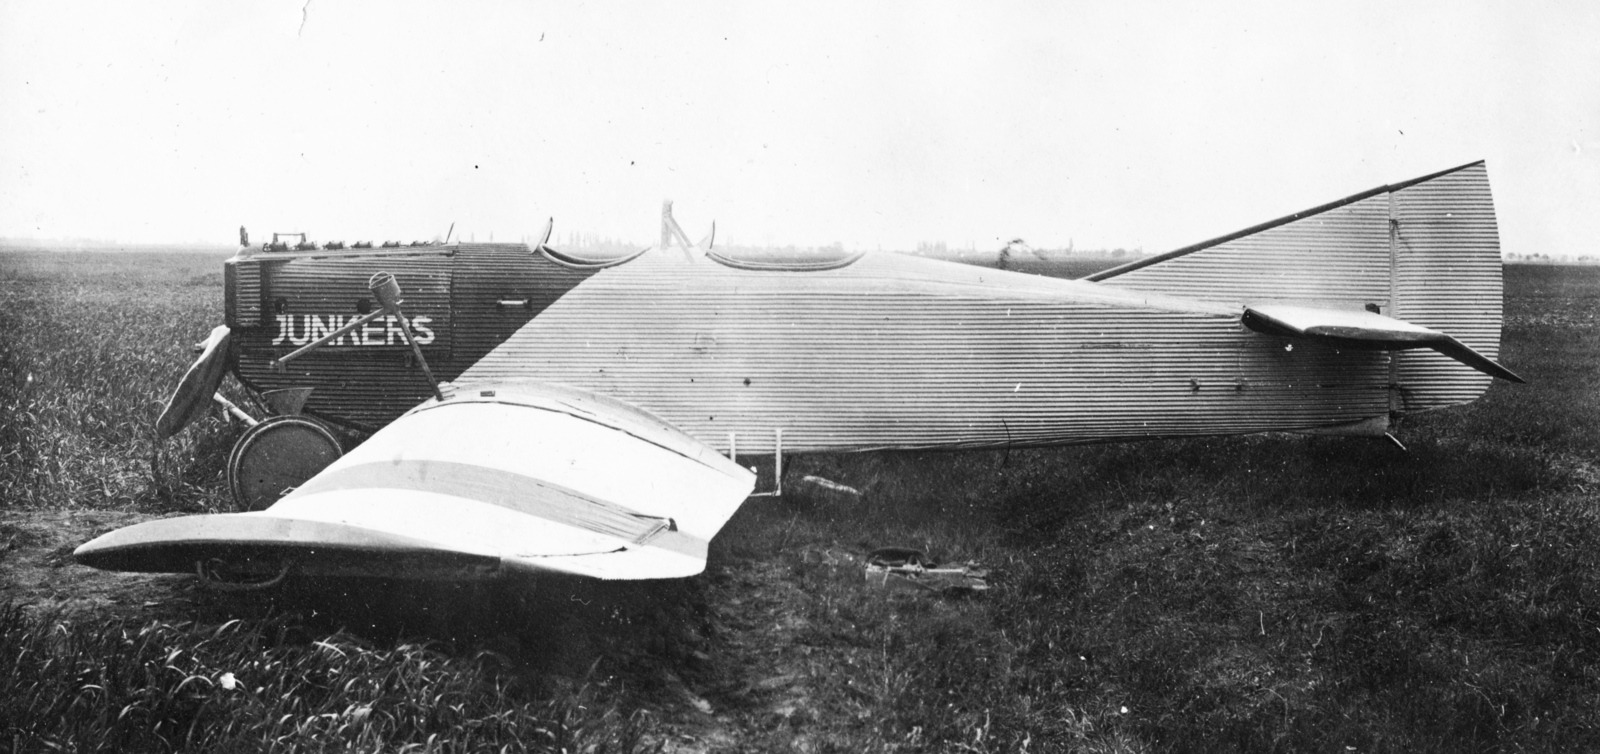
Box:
[227,416,343,512]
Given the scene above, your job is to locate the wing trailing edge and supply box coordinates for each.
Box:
[1242,304,1523,383]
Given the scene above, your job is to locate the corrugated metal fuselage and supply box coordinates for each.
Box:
[228,162,1505,454]
[463,252,1392,453]
[230,247,1394,454]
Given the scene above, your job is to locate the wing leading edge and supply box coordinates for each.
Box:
[75,383,756,581]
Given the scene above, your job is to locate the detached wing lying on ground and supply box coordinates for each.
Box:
[75,383,756,581]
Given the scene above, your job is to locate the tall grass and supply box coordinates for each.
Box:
[1,251,246,510]
[0,604,649,752]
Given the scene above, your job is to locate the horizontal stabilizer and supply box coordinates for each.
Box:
[1242,305,1523,383]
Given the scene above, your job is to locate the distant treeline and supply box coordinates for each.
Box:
[0,239,233,254]
[1504,253,1600,266]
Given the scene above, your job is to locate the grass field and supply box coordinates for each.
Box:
[2,249,1598,752]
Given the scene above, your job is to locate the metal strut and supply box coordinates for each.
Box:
[211,393,259,426]
[742,428,784,498]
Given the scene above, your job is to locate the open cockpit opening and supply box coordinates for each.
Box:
[706,246,866,272]
[539,244,651,269]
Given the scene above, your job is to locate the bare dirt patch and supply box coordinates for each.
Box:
[0,509,198,618]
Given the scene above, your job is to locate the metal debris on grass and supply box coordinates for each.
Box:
[798,475,861,497]
[864,547,989,595]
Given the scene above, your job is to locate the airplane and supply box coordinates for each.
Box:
[74,161,1521,587]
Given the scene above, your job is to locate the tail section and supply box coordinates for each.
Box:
[1089,161,1508,413]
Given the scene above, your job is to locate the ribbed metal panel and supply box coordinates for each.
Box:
[223,163,1502,445]
[461,252,1392,454]
[234,251,456,430]
[225,258,263,329]
[1096,193,1393,309]
[231,244,607,430]
[1095,162,1502,415]
[450,244,600,368]
[1391,163,1502,410]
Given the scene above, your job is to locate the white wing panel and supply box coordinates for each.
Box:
[271,382,756,578]
[75,382,755,581]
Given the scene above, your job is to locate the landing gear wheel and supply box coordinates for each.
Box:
[226,416,343,512]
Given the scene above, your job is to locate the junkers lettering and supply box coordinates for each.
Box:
[272,314,438,347]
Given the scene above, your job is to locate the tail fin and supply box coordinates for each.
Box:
[1088,161,1507,414]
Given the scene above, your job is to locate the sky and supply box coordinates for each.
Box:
[1,0,1596,255]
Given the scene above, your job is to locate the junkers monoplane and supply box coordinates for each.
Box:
[76,162,1521,585]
